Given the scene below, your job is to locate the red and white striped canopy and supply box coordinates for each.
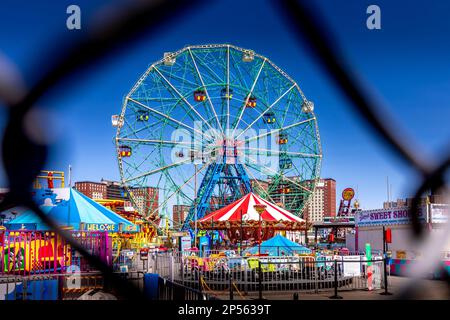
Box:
[199,192,305,223]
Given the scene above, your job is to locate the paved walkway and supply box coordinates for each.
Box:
[214,276,450,300]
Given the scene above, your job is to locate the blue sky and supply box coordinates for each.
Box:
[0,0,449,210]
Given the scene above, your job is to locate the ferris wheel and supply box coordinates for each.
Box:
[113,44,321,233]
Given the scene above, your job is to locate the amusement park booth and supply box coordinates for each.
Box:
[348,204,450,277]
[5,188,138,233]
[195,192,309,251]
[1,188,139,276]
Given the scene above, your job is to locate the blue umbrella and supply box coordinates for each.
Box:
[244,234,311,256]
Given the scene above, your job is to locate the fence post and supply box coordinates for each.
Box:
[180,255,184,286]
[198,270,202,294]
[380,256,392,295]
[314,261,318,293]
[229,272,233,300]
[329,259,342,299]
[58,275,65,300]
[258,260,262,300]
[170,255,174,281]
[244,259,248,294]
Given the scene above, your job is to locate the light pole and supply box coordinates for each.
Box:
[194,163,198,248]
[240,209,243,254]
[254,204,266,256]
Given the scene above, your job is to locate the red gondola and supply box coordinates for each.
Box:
[118,145,132,157]
[194,90,206,102]
[246,96,257,108]
[278,133,288,144]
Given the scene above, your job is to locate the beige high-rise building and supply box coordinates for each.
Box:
[303,178,336,223]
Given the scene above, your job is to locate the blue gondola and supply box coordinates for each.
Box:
[279,158,292,169]
[137,110,149,122]
[221,88,233,100]
[263,112,275,124]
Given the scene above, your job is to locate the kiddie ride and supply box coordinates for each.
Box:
[0,228,72,275]
[95,199,161,266]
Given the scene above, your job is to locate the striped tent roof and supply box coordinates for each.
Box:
[5,188,138,232]
[198,192,305,223]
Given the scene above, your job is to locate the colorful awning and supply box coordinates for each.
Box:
[198,192,305,223]
[196,193,307,231]
[5,188,139,233]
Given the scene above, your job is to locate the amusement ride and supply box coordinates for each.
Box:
[113,44,322,239]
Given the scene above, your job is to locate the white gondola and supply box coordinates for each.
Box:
[242,50,254,62]
[302,100,314,113]
[163,52,176,66]
[111,115,123,127]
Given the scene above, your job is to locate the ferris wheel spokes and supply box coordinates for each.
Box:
[123,157,193,184]
[240,162,277,204]
[127,97,215,141]
[230,58,267,138]
[242,117,316,144]
[245,155,312,194]
[117,137,193,147]
[188,47,223,133]
[150,164,207,217]
[237,147,321,158]
[116,44,321,225]
[235,84,297,140]
[152,66,217,133]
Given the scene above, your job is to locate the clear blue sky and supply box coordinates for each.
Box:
[0,0,449,210]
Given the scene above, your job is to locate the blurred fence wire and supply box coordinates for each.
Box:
[0,0,448,299]
[274,0,450,299]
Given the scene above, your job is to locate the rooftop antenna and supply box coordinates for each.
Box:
[69,165,72,188]
[390,183,393,204]
[386,176,390,206]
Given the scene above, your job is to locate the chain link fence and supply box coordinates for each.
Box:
[0,0,448,299]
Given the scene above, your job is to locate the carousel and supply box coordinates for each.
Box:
[194,193,309,245]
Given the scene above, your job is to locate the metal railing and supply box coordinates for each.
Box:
[151,252,385,296]
[157,276,219,300]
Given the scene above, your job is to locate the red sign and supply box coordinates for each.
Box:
[140,248,149,259]
[342,188,355,201]
[385,228,392,243]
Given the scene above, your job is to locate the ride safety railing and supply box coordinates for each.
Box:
[149,252,387,298]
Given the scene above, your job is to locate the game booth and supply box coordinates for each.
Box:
[1,188,139,276]
[347,204,450,278]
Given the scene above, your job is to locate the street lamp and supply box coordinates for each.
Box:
[254,204,267,256]
[194,163,198,248]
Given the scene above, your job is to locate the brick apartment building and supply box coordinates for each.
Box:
[250,179,269,194]
[383,193,446,209]
[100,179,128,200]
[129,186,159,216]
[172,204,191,228]
[74,181,107,200]
[75,181,159,216]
